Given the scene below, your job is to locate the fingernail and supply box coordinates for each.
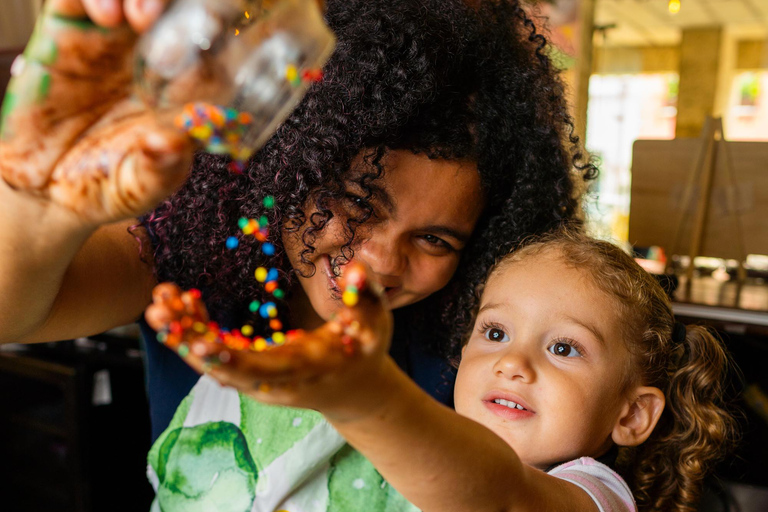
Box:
[140,0,164,21]
[99,0,120,17]
[141,133,183,170]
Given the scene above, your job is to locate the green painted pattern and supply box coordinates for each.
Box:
[0,91,18,139]
[37,72,52,101]
[327,445,420,512]
[148,380,422,511]
[239,396,324,470]
[154,422,258,512]
[24,32,58,67]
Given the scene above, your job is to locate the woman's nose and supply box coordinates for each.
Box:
[492,345,536,383]
[354,228,406,287]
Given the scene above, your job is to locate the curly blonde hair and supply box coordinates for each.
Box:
[483,227,738,512]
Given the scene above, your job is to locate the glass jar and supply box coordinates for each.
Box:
[134,0,335,161]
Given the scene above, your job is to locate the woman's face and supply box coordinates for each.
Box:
[282,150,485,322]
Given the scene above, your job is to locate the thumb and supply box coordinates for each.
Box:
[97,123,193,220]
[335,261,392,352]
[137,125,194,194]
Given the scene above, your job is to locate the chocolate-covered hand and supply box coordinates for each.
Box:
[145,262,395,417]
[0,0,191,225]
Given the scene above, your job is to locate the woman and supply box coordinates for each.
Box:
[0,0,594,440]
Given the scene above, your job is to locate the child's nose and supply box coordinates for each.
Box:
[492,345,536,383]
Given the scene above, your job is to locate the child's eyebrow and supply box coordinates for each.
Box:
[477,302,504,314]
[562,314,606,347]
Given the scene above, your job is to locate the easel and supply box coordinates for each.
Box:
[665,117,749,297]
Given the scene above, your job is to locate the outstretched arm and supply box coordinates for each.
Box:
[0,0,191,344]
[146,266,600,512]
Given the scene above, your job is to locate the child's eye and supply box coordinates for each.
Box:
[547,339,583,358]
[483,327,509,343]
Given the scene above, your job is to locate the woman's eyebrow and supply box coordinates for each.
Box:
[350,181,394,212]
[357,184,470,242]
[419,225,472,244]
[371,185,395,212]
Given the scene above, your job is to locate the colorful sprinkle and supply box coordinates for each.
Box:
[342,288,359,307]
[255,267,268,282]
[301,68,324,82]
[226,236,239,249]
[175,102,254,170]
[262,242,275,256]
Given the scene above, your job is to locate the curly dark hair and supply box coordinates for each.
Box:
[143,0,596,358]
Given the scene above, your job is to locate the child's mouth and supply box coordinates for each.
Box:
[493,398,527,411]
[483,392,535,418]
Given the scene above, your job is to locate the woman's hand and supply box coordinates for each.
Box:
[145,262,396,421]
[0,0,192,226]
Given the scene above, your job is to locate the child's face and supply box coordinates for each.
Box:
[454,249,634,470]
[282,150,484,321]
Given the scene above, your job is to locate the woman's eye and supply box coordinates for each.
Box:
[548,342,582,358]
[346,194,363,205]
[484,328,509,343]
[422,235,447,246]
[418,234,454,253]
[345,194,369,212]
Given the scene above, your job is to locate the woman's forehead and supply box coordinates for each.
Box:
[363,150,483,224]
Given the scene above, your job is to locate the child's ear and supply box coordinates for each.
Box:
[611,386,665,447]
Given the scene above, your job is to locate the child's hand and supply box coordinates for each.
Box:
[0,0,192,225]
[145,262,395,421]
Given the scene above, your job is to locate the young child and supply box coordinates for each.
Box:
[147,228,735,512]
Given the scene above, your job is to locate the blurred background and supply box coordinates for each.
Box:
[1,0,767,511]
